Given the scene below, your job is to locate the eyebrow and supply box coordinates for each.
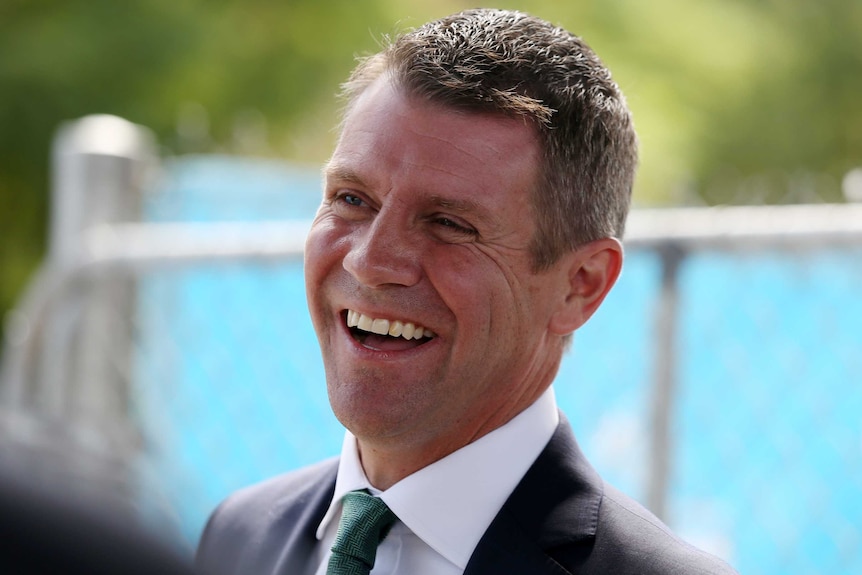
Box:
[428,195,485,215]
[323,162,367,189]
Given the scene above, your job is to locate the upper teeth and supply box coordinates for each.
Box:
[346,310,435,340]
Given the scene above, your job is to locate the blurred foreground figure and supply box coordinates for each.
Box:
[197,9,737,575]
[0,449,195,574]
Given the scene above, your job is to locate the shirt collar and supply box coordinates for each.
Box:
[316,387,559,569]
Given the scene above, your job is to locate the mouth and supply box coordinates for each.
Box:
[344,309,436,351]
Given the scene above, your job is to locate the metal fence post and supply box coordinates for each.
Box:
[647,242,685,520]
[44,114,156,433]
[50,114,156,265]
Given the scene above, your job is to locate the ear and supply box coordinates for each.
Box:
[548,238,623,336]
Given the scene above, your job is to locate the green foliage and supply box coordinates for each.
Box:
[1,0,861,331]
[692,0,862,203]
[512,0,862,204]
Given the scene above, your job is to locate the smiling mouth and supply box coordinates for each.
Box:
[345,309,436,350]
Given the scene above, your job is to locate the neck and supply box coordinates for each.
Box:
[356,386,550,490]
[357,435,464,491]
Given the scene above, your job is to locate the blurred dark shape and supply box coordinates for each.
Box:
[0,395,195,574]
[0,436,197,575]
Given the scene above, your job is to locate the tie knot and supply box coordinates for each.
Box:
[328,490,397,575]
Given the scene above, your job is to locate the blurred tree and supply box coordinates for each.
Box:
[521,0,862,204]
[691,0,862,204]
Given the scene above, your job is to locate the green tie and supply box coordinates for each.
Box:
[327,490,397,575]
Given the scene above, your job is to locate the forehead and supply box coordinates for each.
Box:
[328,79,541,209]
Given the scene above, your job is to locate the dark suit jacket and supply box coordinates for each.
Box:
[196,418,738,575]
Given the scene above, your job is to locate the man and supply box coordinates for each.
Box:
[197,8,737,575]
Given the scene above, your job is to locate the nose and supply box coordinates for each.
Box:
[342,214,422,288]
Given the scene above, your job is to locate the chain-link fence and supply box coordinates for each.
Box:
[1,117,861,573]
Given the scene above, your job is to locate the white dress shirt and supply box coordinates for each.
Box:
[313,387,559,575]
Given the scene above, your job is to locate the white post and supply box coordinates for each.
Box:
[44,115,156,432]
[0,114,157,496]
[50,114,157,265]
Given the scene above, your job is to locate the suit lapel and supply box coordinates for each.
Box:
[270,460,339,575]
[464,415,603,575]
[464,511,574,575]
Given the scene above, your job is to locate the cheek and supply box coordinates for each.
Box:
[305,220,349,275]
[425,251,514,338]
[425,248,489,304]
[304,224,346,321]
[304,241,326,300]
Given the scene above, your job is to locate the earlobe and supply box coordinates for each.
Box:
[549,238,623,336]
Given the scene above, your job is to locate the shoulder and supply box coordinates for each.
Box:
[196,457,338,575]
[210,456,338,522]
[589,482,738,575]
[474,417,738,575]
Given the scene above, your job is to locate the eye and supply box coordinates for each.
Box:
[328,190,374,221]
[432,215,477,238]
[437,217,465,230]
[330,191,370,210]
[341,193,364,207]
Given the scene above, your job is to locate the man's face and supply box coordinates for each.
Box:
[305,79,570,459]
